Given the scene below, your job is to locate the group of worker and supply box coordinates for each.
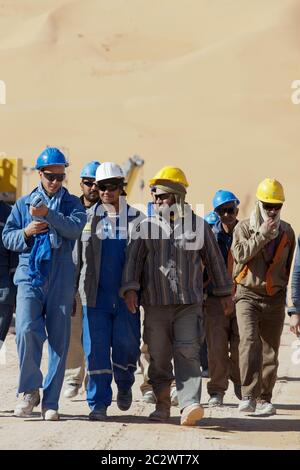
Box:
[1,146,300,426]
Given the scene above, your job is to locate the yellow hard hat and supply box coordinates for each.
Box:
[256,178,285,204]
[149,166,189,187]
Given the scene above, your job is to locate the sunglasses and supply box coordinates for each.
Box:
[42,171,65,182]
[216,206,236,216]
[154,193,172,201]
[262,203,283,211]
[82,180,98,188]
[97,183,120,192]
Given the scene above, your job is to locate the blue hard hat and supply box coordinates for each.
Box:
[212,190,240,210]
[80,161,101,179]
[204,211,219,226]
[35,147,69,169]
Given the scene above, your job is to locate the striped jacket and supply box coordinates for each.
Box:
[120,208,233,306]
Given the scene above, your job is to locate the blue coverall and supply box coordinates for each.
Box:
[0,201,17,347]
[82,209,141,412]
[2,188,86,410]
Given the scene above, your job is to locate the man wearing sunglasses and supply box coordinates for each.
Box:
[204,190,241,409]
[2,147,87,421]
[232,178,295,416]
[121,166,234,426]
[64,161,100,400]
[77,162,141,421]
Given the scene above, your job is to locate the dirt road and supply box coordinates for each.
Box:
[0,318,299,450]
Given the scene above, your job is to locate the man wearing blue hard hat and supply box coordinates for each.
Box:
[204,189,241,408]
[64,161,100,399]
[2,147,87,421]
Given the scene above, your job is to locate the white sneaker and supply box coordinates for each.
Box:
[142,390,156,404]
[14,390,40,417]
[238,397,256,413]
[42,409,60,421]
[255,401,276,416]
[208,393,223,407]
[170,386,178,406]
[64,383,80,399]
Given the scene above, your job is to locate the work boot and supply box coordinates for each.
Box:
[255,400,276,416]
[64,383,80,399]
[238,397,256,413]
[14,390,40,417]
[142,390,156,404]
[117,388,132,411]
[180,403,204,426]
[89,408,107,421]
[42,409,60,421]
[170,386,178,406]
[208,393,223,408]
[148,405,170,422]
[233,383,242,400]
[149,385,171,422]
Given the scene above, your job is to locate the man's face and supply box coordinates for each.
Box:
[215,203,239,226]
[153,192,176,208]
[261,202,283,220]
[80,178,99,203]
[98,181,123,206]
[39,164,66,195]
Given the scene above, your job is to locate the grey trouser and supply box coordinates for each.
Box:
[143,303,202,410]
[235,285,285,401]
[205,295,240,396]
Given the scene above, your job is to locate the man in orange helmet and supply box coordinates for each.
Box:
[232,178,295,416]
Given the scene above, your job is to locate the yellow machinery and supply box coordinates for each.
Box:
[0,155,23,203]
[121,155,144,196]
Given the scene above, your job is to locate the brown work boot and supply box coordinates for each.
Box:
[180,403,204,426]
[148,405,170,422]
[149,385,171,422]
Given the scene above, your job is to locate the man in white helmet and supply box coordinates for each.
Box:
[64,161,100,399]
[76,162,141,421]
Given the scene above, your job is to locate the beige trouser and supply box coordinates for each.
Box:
[205,295,240,396]
[235,285,285,401]
[144,304,202,410]
[64,293,86,386]
[140,306,176,395]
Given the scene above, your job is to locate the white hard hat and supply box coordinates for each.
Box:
[95,162,124,182]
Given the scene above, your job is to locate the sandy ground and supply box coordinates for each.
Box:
[0,318,299,450]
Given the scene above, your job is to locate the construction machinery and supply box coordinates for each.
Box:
[121,155,144,196]
[0,155,23,203]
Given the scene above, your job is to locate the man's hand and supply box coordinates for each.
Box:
[30,205,49,218]
[220,295,234,316]
[259,218,278,237]
[124,290,138,314]
[24,221,49,238]
[290,314,300,336]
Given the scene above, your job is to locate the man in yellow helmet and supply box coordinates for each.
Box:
[121,166,234,426]
[232,178,295,416]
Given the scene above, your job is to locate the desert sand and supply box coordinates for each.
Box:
[0,0,299,228]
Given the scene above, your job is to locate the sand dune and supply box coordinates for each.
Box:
[0,0,299,231]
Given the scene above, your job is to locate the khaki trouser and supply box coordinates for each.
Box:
[64,293,86,386]
[205,295,240,396]
[235,285,285,401]
[144,304,202,411]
